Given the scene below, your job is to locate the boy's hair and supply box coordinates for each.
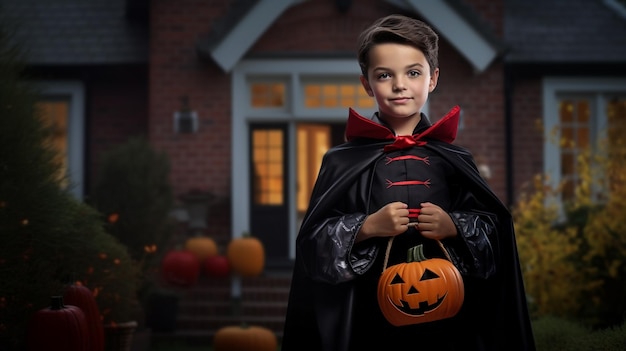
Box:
[357,14,439,77]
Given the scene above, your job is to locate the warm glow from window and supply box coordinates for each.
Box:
[297,124,330,212]
[559,98,590,200]
[253,129,284,205]
[304,83,374,109]
[250,83,286,108]
[37,99,69,188]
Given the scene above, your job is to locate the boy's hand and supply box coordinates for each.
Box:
[356,202,410,242]
[416,202,457,240]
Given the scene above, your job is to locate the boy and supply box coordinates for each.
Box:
[282,14,535,351]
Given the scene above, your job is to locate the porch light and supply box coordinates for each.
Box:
[174,96,198,133]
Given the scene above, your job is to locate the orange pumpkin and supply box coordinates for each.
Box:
[377,244,464,326]
[184,236,218,261]
[213,325,277,351]
[226,233,265,277]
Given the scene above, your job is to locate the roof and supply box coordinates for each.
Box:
[504,0,626,63]
[0,0,148,65]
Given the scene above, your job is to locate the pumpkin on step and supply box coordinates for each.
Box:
[377,244,464,326]
[213,324,277,351]
[226,232,265,277]
[204,254,230,278]
[184,236,218,261]
[161,249,200,286]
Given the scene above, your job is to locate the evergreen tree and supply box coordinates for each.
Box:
[0,15,138,351]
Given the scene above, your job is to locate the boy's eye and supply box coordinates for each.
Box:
[377,72,391,79]
[408,70,421,77]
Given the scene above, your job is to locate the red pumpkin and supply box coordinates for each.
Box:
[227,233,265,277]
[63,282,105,351]
[377,244,464,326]
[204,254,230,278]
[213,325,277,351]
[27,296,89,351]
[161,250,200,286]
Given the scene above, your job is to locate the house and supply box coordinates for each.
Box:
[2,0,625,341]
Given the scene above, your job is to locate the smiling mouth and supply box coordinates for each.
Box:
[390,97,412,102]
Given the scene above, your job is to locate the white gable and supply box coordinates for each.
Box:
[210,0,305,72]
[208,0,500,73]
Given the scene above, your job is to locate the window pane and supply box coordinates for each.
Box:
[577,100,590,123]
[558,96,592,202]
[608,97,626,151]
[252,129,284,205]
[250,82,285,108]
[297,124,330,212]
[36,99,69,187]
[304,82,374,109]
[560,100,574,123]
[560,152,575,175]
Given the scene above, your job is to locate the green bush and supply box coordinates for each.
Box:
[90,137,175,305]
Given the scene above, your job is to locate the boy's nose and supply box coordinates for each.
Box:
[393,79,406,91]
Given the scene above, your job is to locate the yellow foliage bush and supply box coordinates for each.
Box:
[513,112,626,328]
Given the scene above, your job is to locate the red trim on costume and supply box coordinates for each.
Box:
[345,106,461,152]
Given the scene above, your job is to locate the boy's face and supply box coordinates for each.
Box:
[360,43,438,123]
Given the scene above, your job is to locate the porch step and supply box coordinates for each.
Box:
[152,273,292,344]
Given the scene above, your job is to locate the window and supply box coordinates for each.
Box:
[37,98,70,188]
[36,81,85,199]
[304,82,374,109]
[250,82,286,108]
[252,128,284,205]
[543,78,626,206]
[296,124,330,212]
[557,96,591,201]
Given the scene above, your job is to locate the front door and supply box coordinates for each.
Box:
[249,122,346,269]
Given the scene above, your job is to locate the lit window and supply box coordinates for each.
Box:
[304,83,374,109]
[250,83,286,108]
[252,129,284,205]
[37,99,70,188]
[297,124,330,212]
[558,98,591,200]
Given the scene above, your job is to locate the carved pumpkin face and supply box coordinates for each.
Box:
[377,245,464,326]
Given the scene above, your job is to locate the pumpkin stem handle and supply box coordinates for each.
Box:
[407,244,427,262]
[381,239,453,273]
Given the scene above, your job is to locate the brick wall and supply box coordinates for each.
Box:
[87,66,149,193]
[510,76,544,202]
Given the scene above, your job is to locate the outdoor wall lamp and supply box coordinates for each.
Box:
[174,96,198,133]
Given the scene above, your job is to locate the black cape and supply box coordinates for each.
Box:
[282,107,535,351]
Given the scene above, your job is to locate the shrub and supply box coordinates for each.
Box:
[514,108,626,328]
[90,137,176,305]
